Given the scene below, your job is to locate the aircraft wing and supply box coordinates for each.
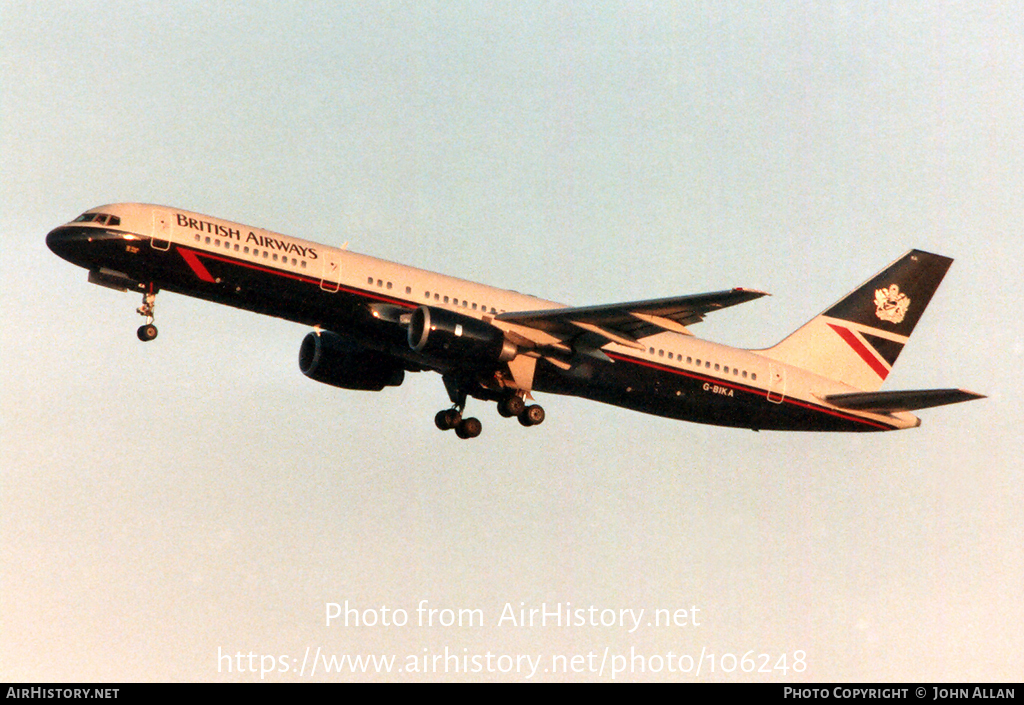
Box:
[823,388,986,412]
[496,288,768,351]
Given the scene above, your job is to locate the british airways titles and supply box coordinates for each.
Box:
[175,213,318,260]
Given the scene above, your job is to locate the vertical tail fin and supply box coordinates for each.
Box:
[762,249,953,391]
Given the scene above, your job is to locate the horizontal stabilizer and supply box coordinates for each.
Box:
[823,388,985,412]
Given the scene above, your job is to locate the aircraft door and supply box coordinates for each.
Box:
[320,251,342,292]
[151,209,171,251]
[767,363,786,404]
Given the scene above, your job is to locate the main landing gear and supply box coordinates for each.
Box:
[435,408,482,439]
[136,287,158,341]
[434,378,545,440]
[496,394,546,427]
[434,378,483,439]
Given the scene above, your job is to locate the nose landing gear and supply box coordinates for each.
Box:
[136,287,158,341]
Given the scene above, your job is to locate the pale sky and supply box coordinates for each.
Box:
[2,1,1021,681]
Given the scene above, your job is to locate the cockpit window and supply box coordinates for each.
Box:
[73,212,121,226]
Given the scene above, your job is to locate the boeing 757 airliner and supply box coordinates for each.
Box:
[47,204,982,438]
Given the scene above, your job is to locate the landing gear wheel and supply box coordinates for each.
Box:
[518,404,545,427]
[437,376,480,437]
[455,417,482,439]
[498,395,526,418]
[136,288,159,341]
[435,408,462,431]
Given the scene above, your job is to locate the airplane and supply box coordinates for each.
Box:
[46,203,983,438]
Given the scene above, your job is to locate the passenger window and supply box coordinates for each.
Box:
[658,350,664,357]
[751,373,757,381]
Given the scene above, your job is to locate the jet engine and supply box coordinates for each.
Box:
[407,306,517,365]
[299,331,405,391]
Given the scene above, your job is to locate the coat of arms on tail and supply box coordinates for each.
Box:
[874,284,911,324]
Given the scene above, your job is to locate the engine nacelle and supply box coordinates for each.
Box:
[299,331,405,391]
[407,306,517,365]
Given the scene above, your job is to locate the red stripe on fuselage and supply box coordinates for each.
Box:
[828,323,889,379]
[178,247,216,283]
[175,246,414,308]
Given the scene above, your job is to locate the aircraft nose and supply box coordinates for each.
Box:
[46,225,92,266]
[46,226,74,259]
[46,226,70,255]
